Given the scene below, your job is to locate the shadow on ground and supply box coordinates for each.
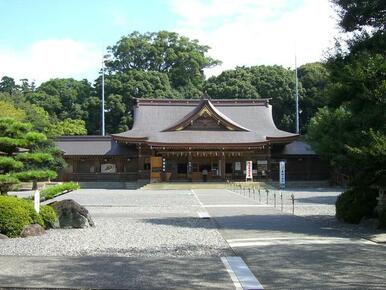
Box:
[0,255,234,289]
[239,242,386,289]
[143,214,351,238]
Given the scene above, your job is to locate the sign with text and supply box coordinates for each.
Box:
[279,161,285,189]
[246,161,253,181]
[101,163,116,173]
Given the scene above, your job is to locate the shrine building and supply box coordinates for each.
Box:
[55,98,330,183]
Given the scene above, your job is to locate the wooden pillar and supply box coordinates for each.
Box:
[187,152,192,181]
[221,152,226,180]
[267,144,272,181]
[137,144,145,180]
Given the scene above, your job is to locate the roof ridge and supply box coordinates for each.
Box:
[161,99,250,132]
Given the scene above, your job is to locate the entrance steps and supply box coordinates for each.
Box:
[78,181,147,190]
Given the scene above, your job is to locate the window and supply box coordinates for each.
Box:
[144,163,150,170]
[177,163,187,174]
[192,163,199,172]
[225,163,233,174]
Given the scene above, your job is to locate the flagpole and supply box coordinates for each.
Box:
[295,54,299,134]
[101,52,105,136]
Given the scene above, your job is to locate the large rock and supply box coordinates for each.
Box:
[50,199,95,228]
[0,233,9,239]
[21,224,45,237]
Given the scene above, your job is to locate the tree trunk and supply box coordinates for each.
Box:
[32,180,38,190]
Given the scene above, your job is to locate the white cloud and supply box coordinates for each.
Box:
[170,0,341,76]
[0,39,101,85]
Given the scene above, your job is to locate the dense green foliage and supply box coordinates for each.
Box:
[335,187,378,223]
[0,118,60,193]
[205,63,329,132]
[0,196,42,237]
[307,0,386,224]
[0,175,19,195]
[40,182,80,201]
[39,205,58,228]
[0,195,57,237]
[106,31,220,91]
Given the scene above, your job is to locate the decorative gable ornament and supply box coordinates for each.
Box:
[163,99,250,132]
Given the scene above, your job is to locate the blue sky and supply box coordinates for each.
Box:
[0,0,175,48]
[0,0,339,84]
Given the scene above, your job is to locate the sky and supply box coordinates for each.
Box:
[0,0,341,85]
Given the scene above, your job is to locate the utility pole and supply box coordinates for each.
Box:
[101,54,105,136]
[295,54,299,134]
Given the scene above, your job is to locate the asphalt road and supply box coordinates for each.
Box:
[195,189,386,289]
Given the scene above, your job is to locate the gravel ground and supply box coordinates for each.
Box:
[0,189,231,257]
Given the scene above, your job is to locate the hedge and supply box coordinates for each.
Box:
[336,187,378,224]
[13,169,58,182]
[0,175,19,195]
[40,182,80,201]
[40,205,58,228]
[0,195,57,237]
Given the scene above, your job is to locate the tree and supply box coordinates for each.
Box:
[48,119,87,136]
[0,100,26,120]
[205,65,300,132]
[297,62,330,131]
[93,70,179,133]
[26,78,94,121]
[0,118,58,193]
[332,0,385,32]
[307,0,386,223]
[205,68,260,99]
[0,76,18,95]
[106,31,220,93]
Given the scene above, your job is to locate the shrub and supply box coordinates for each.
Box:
[0,175,20,195]
[40,205,57,228]
[0,196,42,237]
[13,170,58,182]
[336,187,378,224]
[40,182,80,201]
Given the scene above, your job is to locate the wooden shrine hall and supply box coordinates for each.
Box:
[55,98,330,183]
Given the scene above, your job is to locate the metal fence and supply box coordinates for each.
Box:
[226,181,296,214]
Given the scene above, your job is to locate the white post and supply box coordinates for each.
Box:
[34,190,40,213]
[279,161,286,189]
[101,55,105,136]
[295,54,299,134]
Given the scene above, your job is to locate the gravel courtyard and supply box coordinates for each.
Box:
[0,189,231,257]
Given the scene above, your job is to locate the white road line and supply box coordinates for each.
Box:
[204,204,269,208]
[197,211,211,219]
[228,237,375,247]
[222,256,264,290]
[221,257,243,290]
[191,189,205,208]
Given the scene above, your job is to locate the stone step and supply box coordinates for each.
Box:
[79,181,145,189]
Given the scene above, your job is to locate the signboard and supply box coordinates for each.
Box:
[246,161,253,181]
[235,162,241,171]
[101,163,116,173]
[279,161,285,189]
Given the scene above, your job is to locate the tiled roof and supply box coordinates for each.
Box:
[112,98,298,145]
[54,136,135,156]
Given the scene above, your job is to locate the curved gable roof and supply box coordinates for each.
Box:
[162,99,250,132]
[112,98,298,146]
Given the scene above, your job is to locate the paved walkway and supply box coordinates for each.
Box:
[194,189,386,289]
[2,188,386,289]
